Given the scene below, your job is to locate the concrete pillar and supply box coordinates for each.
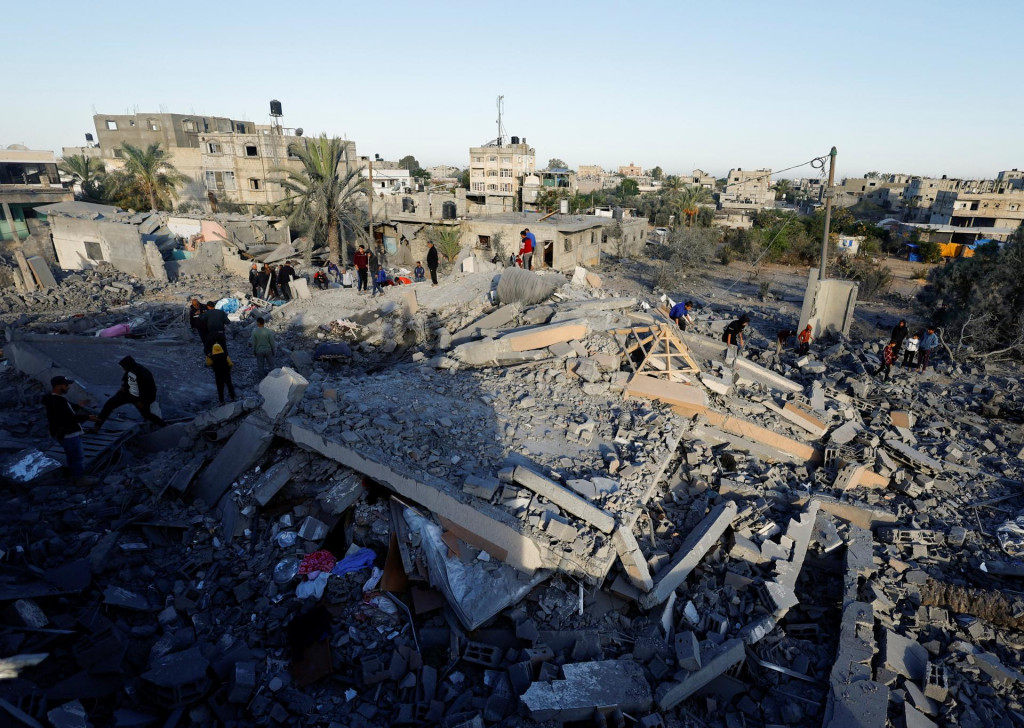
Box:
[2,202,20,242]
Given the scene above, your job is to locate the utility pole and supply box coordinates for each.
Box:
[818,146,837,280]
[367,158,374,245]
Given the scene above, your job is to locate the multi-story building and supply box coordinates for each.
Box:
[928,188,1024,242]
[577,165,604,178]
[689,169,716,190]
[361,165,413,195]
[468,139,535,203]
[1,146,72,242]
[425,164,461,182]
[618,162,643,178]
[720,168,774,209]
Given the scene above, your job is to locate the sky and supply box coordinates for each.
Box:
[4,0,1022,180]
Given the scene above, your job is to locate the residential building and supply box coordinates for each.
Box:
[577,165,604,178]
[997,169,1024,190]
[425,164,461,182]
[618,162,643,178]
[689,169,715,190]
[522,170,578,211]
[362,166,413,195]
[720,168,774,210]
[927,188,1024,242]
[1,146,72,242]
[468,139,535,208]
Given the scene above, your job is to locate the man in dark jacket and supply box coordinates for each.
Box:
[278,261,295,300]
[723,314,749,348]
[248,263,260,298]
[426,241,439,286]
[256,265,271,299]
[43,376,99,484]
[188,298,204,339]
[354,245,369,293]
[93,357,167,431]
[890,320,908,351]
[202,302,229,355]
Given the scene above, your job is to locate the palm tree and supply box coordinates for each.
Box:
[105,143,186,211]
[59,154,106,200]
[276,135,369,264]
[661,175,685,195]
[772,179,793,203]
[673,185,714,226]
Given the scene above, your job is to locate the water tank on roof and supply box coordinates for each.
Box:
[511,136,520,145]
[270,99,283,117]
[85,133,94,143]
[559,199,569,215]
[521,138,527,145]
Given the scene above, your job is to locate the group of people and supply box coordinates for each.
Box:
[189,298,277,403]
[248,260,301,301]
[876,320,940,380]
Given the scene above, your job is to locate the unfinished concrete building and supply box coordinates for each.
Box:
[720,168,774,210]
[0,146,72,243]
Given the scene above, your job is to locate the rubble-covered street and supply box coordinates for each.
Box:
[2,261,1024,728]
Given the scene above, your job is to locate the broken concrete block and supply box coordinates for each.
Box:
[904,703,938,728]
[259,367,308,422]
[463,475,500,500]
[655,639,744,710]
[625,374,709,415]
[700,372,733,397]
[574,358,603,383]
[47,700,91,728]
[830,421,862,445]
[512,466,615,533]
[674,631,700,671]
[883,630,928,681]
[501,322,589,353]
[544,514,578,543]
[639,501,738,609]
[612,525,654,592]
[251,461,293,507]
[890,411,911,428]
[521,660,652,722]
[299,516,329,542]
[972,651,1024,685]
[193,414,275,507]
[924,662,949,702]
[780,401,827,438]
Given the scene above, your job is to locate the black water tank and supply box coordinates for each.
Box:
[511,136,520,145]
[270,99,283,116]
[85,133,94,142]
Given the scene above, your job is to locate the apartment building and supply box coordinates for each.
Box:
[720,168,774,209]
[928,187,1024,241]
[689,169,716,190]
[618,162,643,178]
[468,139,535,201]
[0,146,72,241]
[577,165,604,178]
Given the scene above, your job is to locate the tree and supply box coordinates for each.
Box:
[398,155,420,172]
[459,168,470,189]
[411,167,431,180]
[651,166,664,181]
[656,226,721,287]
[547,158,567,170]
[661,175,685,195]
[673,185,714,226]
[772,179,793,203]
[427,224,463,263]
[621,178,640,196]
[277,135,370,264]
[59,154,106,201]
[103,143,186,211]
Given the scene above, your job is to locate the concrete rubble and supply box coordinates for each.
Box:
[0,259,1023,728]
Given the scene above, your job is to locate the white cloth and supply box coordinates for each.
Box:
[126,372,140,397]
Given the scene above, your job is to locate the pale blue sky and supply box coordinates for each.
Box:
[4,0,1021,179]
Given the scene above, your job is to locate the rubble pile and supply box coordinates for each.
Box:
[1,264,1024,727]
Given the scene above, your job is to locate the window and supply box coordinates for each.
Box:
[205,171,236,191]
[472,183,484,191]
[501,157,511,164]
[564,237,573,252]
[477,235,491,250]
[500,183,512,192]
[500,169,513,177]
[148,119,159,131]
[106,120,118,130]
[249,178,261,190]
[402,197,415,213]
[487,184,498,191]
[489,156,497,162]
[235,122,247,134]
[182,119,197,132]
[244,144,259,157]
[473,156,482,163]
[207,142,222,154]
[487,170,497,177]
[84,241,104,260]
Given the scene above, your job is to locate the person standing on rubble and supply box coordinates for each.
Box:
[775,328,795,356]
[519,230,535,271]
[669,300,695,331]
[209,343,236,404]
[797,324,813,355]
[256,265,271,299]
[903,333,919,368]
[918,327,939,372]
[248,263,260,298]
[368,248,380,288]
[93,357,167,431]
[426,241,439,286]
[877,341,897,381]
[341,266,355,289]
[722,314,749,349]
[354,245,369,293]
[202,301,229,356]
[188,298,204,338]
[372,265,387,297]
[278,260,295,301]
[250,317,276,379]
[890,319,908,351]
[44,376,99,486]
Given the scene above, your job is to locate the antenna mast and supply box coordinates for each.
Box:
[496,95,506,147]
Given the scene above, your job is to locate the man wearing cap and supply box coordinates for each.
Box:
[43,376,99,485]
[93,356,167,431]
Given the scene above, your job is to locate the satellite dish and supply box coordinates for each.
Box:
[295,128,303,136]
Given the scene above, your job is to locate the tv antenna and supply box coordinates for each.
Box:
[496,95,506,147]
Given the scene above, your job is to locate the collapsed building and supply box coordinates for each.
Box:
[0,262,1023,728]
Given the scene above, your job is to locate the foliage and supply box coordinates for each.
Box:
[534,189,588,213]
[917,226,1024,357]
[620,178,640,196]
[489,230,508,264]
[459,168,470,189]
[772,179,793,203]
[59,154,106,201]
[102,143,186,211]
[656,226,720,287]
[831,255,893,299]
[276,135,369,264]
[398,155,420,171]
[547,158,567,170]
[427,225,463,263]
[650,166,663,180]
[917,239,943,264]
[411,168,431,180]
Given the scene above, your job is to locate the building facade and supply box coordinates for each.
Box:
[468,141,535,202]
[689,169,716,190]
[720,168,774,209]
[618,163,643,177]
[1,146,72,242]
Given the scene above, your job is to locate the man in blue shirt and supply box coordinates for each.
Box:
[669,301,694,331]
[918,327,939,372]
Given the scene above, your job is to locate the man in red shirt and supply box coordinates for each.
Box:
[519,230,534,271]
[353,245,369,293]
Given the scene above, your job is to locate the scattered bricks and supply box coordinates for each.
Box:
[508,662,533,696]
[521,660,652,723]
[729,534,763,564]
[544,514,579,543]
[971,651,1024,686]
[639,501,738,609]
[524,645,555,666]
[700,372,733,397]
[705,613,728,635]
[655,639,745,710]
[883,630,928,681]
[832,464,867,491]
[924,662,949,702]
[830,421,862,445]
[463,475,500,500]
[757,580,799,615]
[512,466,615,533]
[884,439,944,473]
[904,680,940,717]
[780,401,828,438]
[674,632,701,671]
[298,516,329,542]
[882,529,945,547]
[612,525,654,592]
[463,641,504,668]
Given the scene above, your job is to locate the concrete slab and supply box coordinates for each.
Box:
[26,256,57,288]
[513,466,615,533]
[192,414,274,506]
[501,322,589,352]
[612,526,654,592]
[625,374,709,414]
[521,660,652,722]
[655,639,745,710]
[258,367,308,422]
[780,401,828,438]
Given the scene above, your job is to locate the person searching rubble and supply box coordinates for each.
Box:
[43,376,100,486]
[918,326,939,372]
[797,324,813,355]
[188,298,204,337]
[251,317,276,379]
[202,302,229,357]
[669,300,695,331]
[92,357,167,432]
[877,340,897,381]
[722,314,749,349]
[209,343,236,404]
[775,328,795,356]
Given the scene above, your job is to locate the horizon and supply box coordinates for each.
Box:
[3,0,1021,181]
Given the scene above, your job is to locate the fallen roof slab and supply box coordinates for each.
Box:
[520,659,652,722]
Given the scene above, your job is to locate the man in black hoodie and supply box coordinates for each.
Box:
[43,376,99,485]
[93,356,167,431]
